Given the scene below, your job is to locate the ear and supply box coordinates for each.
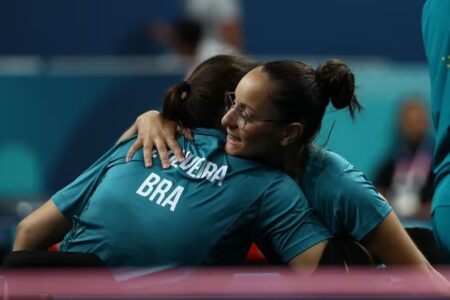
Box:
[280,122,304,146]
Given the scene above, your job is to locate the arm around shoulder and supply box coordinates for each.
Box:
[119,110,185,167]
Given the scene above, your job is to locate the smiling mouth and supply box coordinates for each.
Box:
[226,133,241,145]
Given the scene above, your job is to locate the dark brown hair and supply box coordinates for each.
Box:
[163,55,260,129]
[262,59,362,145]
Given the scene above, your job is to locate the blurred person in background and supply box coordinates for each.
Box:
[150,0,243,69]
[184,0,243,62]
[150,17,202,61]
[375,98,434,220]
[422,0,450,261]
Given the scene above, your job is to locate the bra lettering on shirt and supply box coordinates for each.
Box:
[136,172,184,212]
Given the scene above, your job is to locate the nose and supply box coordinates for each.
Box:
[221,107,238,129]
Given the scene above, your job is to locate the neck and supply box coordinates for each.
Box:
[280,144,305,181]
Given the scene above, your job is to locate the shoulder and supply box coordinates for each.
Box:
[269,170,302,191]
[302,149,392,239]
[107,136,139,162]
[304,148,353,179]
[189,128,226,146]
[302,148,385,202]
[262,171,305,207]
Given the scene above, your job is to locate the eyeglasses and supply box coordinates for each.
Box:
[224,91,289,129]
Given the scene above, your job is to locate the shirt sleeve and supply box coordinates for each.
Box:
[253,174,331,263]
[51,141,129,220]
[334,166,393,241]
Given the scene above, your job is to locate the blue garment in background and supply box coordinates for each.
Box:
[422,0,450,258]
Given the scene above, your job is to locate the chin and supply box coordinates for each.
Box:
[225,143,241,156]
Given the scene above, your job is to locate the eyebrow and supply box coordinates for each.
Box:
[235,97,257,114]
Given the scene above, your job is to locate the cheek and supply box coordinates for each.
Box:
[243,130,266,144]
[242,126,280,149]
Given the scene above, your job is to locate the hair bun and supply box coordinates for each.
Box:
[315,59,361,117]
[316,59,356,108]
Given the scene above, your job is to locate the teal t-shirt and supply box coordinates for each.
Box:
[52,128,330,267]
[299,148,392,241]
[422,0,450,211]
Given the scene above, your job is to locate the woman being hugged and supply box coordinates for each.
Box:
[12,55,329,273]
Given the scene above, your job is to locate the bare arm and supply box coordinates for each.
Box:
[362,211,428,266]
[362,211,448,285]
[288,240,328,276]
[13,199,71,251]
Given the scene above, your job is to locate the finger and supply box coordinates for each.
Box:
[184,129,194,140]
[166,137,184,162]
[126,140,143,162]
[154,139,170,168]
[175,124,182,135]
[143,140,154,168]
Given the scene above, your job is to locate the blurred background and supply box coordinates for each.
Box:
[0,0,432,255]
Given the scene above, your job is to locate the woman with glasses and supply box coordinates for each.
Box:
[122,58,445,280]
[12,55,330,272]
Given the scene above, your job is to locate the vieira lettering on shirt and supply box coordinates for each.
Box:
[153,149,228,186]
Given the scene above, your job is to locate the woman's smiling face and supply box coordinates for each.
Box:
[221,67,285,162]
